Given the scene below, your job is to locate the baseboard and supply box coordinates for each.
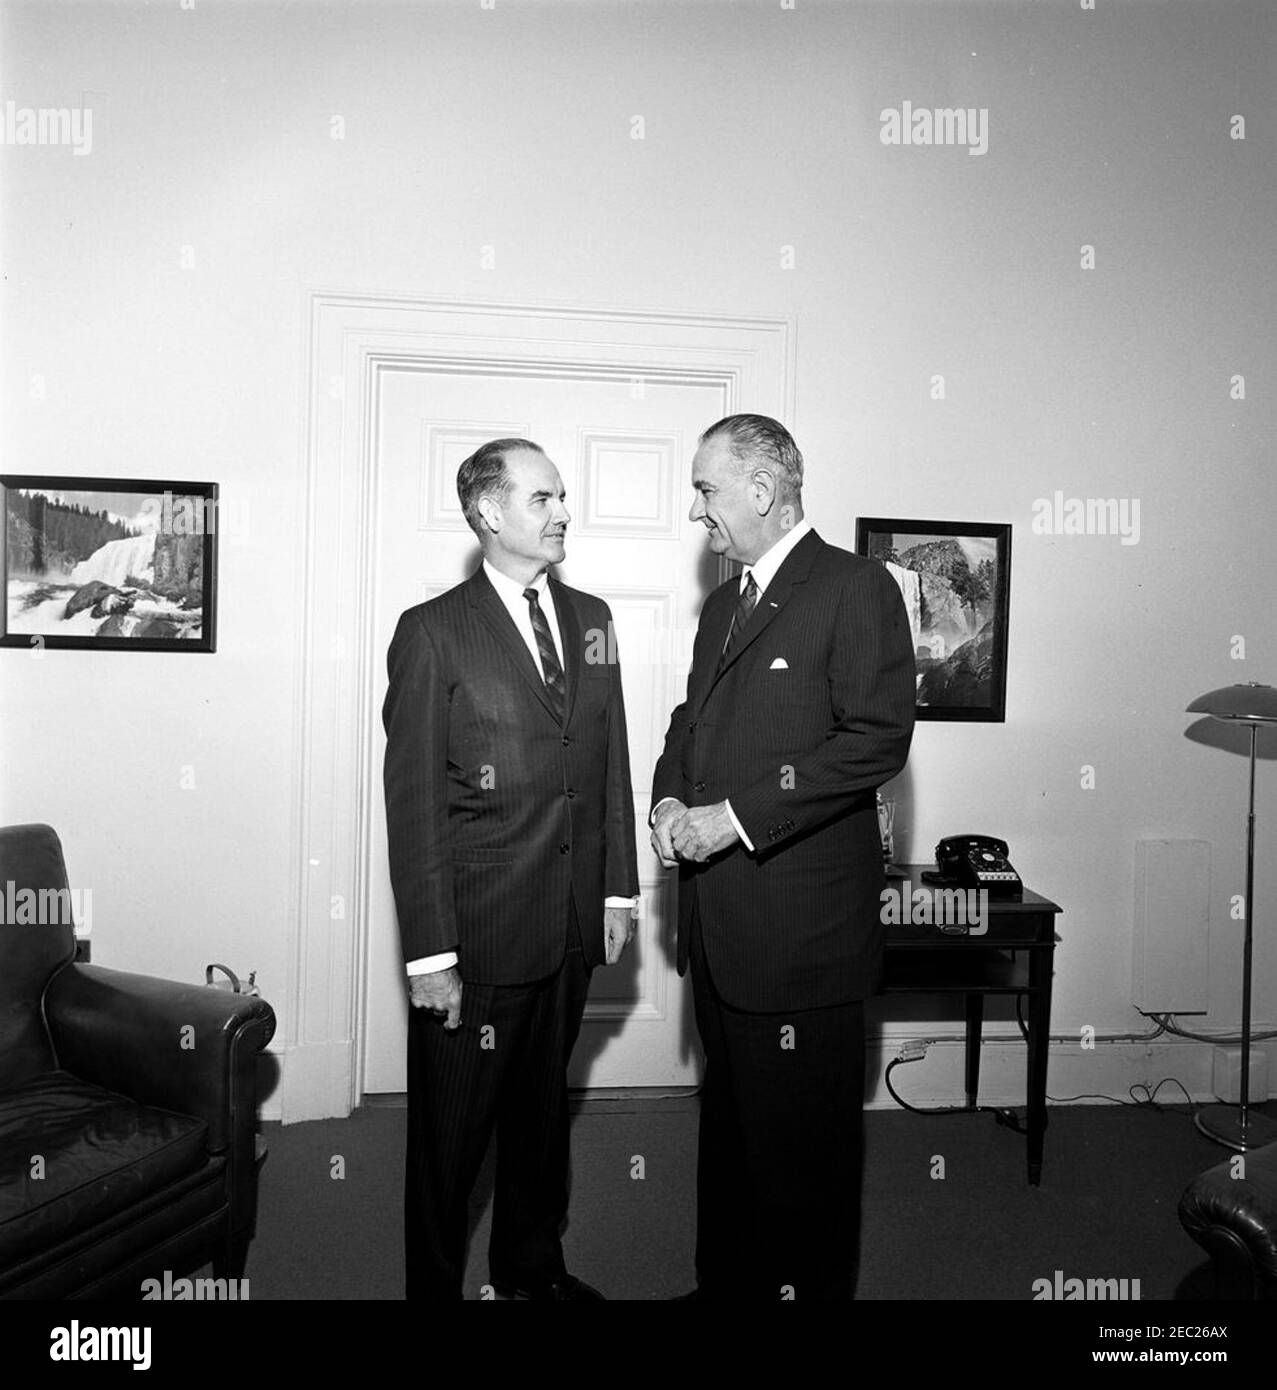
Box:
[346,1039,1260,1118]
[274,1039,355,1123]
[865,1036,1263,1110]
[258,1049,283,1122]
[359,1087,700,1114]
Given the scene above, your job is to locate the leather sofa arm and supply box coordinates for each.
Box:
[44,963,276,1155]
[1178,1140,1277,1299]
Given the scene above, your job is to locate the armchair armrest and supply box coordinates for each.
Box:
[44,963,276,1155]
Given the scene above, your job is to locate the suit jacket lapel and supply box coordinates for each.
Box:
[467,568,561,724]
[690,583,736,715]
[548,576,581,725]
[707,529,824,692]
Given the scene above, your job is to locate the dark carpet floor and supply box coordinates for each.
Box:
[232,1095,1269,1301]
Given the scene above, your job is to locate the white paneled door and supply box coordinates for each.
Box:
[362,366,729,1091]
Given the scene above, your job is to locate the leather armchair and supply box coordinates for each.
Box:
[1179,1140,1277,1299]
[0,823,276,1299]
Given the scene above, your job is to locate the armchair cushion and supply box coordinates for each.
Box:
[0,1071,207,1267]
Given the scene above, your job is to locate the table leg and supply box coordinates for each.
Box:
[964,992,983,1110]
[1026,945,1054,1185]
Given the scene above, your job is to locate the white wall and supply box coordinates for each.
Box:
[2,0,1274,1113]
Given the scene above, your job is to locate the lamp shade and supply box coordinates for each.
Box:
[1186,682,1277,724]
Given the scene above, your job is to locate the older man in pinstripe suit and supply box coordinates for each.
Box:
[651,415,916,1300]
[383,439,639,1301]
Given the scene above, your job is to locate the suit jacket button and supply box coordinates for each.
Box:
[561,736,570,747]
[694,781,706,793]
[688,722,697,732]
[566,788,577,798]
[559,843,570,854]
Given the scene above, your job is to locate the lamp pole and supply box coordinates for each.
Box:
[1239,721,1257,1142]
[1188,682,1277,1151]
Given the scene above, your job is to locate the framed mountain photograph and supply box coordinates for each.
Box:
[855,517,1011,722]
[1,476,218,652]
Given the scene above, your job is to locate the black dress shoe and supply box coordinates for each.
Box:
[668,1287,709,1300]
[492,1273,605,1301]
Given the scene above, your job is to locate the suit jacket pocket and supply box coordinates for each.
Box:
[451,847,515,864]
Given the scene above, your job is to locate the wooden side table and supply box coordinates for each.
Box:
[880,869,1063,1184]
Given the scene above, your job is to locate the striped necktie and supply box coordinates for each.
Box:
[524,586,566,722]
[717,571,759,672]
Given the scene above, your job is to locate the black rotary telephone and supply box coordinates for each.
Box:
[922,834,1023,900]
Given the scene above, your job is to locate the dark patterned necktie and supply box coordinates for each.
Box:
[717,571,759,672]
[524,587,566,721]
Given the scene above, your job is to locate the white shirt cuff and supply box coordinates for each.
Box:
[605,895,641,917]
[406,951,458,975]
[724,798,754,853]
[405,900,636,975]
[650,796,679,827]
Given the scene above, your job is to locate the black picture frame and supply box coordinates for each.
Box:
[855,516,1011,722]
[1,475,219,652]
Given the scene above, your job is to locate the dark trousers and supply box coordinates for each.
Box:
[690,910,866,1300]
[404,905,591,1300]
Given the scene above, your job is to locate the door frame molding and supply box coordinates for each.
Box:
[281,293,793,1121]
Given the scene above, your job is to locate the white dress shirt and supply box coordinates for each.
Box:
[407,560,637,977]
[652,518,813,854]
[481,558,564,674]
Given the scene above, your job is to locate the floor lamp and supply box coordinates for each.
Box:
[1186,681,1277,1152]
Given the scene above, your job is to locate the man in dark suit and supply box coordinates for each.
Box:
[651,414,916,1300]
[383,438,639,1301]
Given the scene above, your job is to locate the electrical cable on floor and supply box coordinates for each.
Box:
[1046,1093,1136,1106]
[884,1056,965,1115]
[1129,1078,1195,1108]
[886,1021,1194,1129]
[1046,1078,1196,1110]
[884,1054,1023,1128]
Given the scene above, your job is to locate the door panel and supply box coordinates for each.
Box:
[364,365,723,1091]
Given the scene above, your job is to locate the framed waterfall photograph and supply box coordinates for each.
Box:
[855,517,1011,722]
[0,476,219,652]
